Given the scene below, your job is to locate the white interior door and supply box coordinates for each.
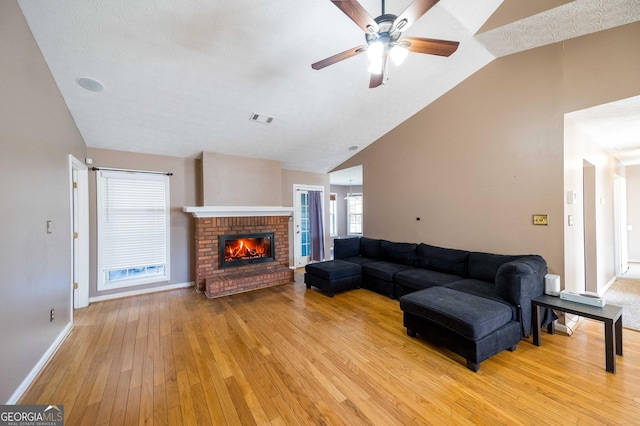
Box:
[72,169,80,307]
[70,155,89,309]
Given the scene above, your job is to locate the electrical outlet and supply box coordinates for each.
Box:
[50,308,55,322]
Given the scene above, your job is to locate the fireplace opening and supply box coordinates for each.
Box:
[219,232,275,268]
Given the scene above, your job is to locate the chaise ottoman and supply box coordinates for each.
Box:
[304,259,361,297]
[399,286,522,371]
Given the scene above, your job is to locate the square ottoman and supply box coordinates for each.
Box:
[399,286,522,371]
[304,260,362,297]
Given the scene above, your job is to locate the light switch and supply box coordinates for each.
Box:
[568,215,573,226]
[47,220,53,234]
[628,224,633,231]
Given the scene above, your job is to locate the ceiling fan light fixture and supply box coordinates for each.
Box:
[312,0,460,88]
[367,59,383,74]
[366,40,385,61]
[390,44,408,65]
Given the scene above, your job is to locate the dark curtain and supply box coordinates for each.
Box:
[309,191,325,262]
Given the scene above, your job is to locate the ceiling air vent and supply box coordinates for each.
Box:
[249,113,274,124]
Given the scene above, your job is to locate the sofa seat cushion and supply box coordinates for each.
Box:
[443,279,517,321]
[394,268,462,291]
[399,287,514,341]
[305,259,361,280]
[362,261,415,282]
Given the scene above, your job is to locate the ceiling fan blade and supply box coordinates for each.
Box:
[330,0,379,34]
[311,45,367,70]
[369,73,384,88]
[403,36,459,57]
[393,0,439,33]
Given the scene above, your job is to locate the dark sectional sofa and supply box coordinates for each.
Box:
[305,236,554,371]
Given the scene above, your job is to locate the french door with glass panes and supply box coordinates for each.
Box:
[293,185,324,267]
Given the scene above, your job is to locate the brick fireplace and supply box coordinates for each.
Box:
[184,206,295,298]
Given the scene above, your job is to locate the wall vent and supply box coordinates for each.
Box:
[249,113,274,124]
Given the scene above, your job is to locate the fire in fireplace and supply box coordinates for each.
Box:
[219,232,275,268]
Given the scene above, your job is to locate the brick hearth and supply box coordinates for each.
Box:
[194,215,294,297]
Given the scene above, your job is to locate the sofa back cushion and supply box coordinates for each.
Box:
[417,244,469,277]
[381,241,418,266]
[360,237,383,260]
[468,252,523,283]
[334,237,361,259]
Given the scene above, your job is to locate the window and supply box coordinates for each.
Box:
[329,193,337,236]
[347,194,363,235]
[96,170,170,291]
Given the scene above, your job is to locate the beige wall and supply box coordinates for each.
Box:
[0,0,87,403]
[627,165,640,261]
[201,152,282,206]
[198,156,332,263]
[339,43,565,273]
[338,23,640,287]
[562,23,640,114]
[86,148,199,298]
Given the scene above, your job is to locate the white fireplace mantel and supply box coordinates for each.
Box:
[183,206,294,218]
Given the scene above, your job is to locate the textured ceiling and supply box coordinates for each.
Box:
[18,0,640,174]
[477,0,640,57]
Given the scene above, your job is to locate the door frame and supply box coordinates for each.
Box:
[293,184,325,268]
[69,155,89,309]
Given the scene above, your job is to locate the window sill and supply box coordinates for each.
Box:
[97,275,170,292]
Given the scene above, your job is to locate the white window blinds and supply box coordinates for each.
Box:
[97,169,170,290]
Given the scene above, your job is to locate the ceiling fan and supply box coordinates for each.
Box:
[311,0,459,88]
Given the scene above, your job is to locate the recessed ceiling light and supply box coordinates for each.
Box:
[76,77,104,92]
[348,145,359,151]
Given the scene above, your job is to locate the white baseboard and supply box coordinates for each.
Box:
[600,276,617,295]
[6,322,73,404]
[89,281,194,303]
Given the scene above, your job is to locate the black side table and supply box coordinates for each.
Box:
[531,294,623,373]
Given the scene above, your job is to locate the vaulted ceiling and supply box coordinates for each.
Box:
[18,0,640,173]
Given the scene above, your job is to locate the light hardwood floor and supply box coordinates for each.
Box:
[21,274,640,425]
